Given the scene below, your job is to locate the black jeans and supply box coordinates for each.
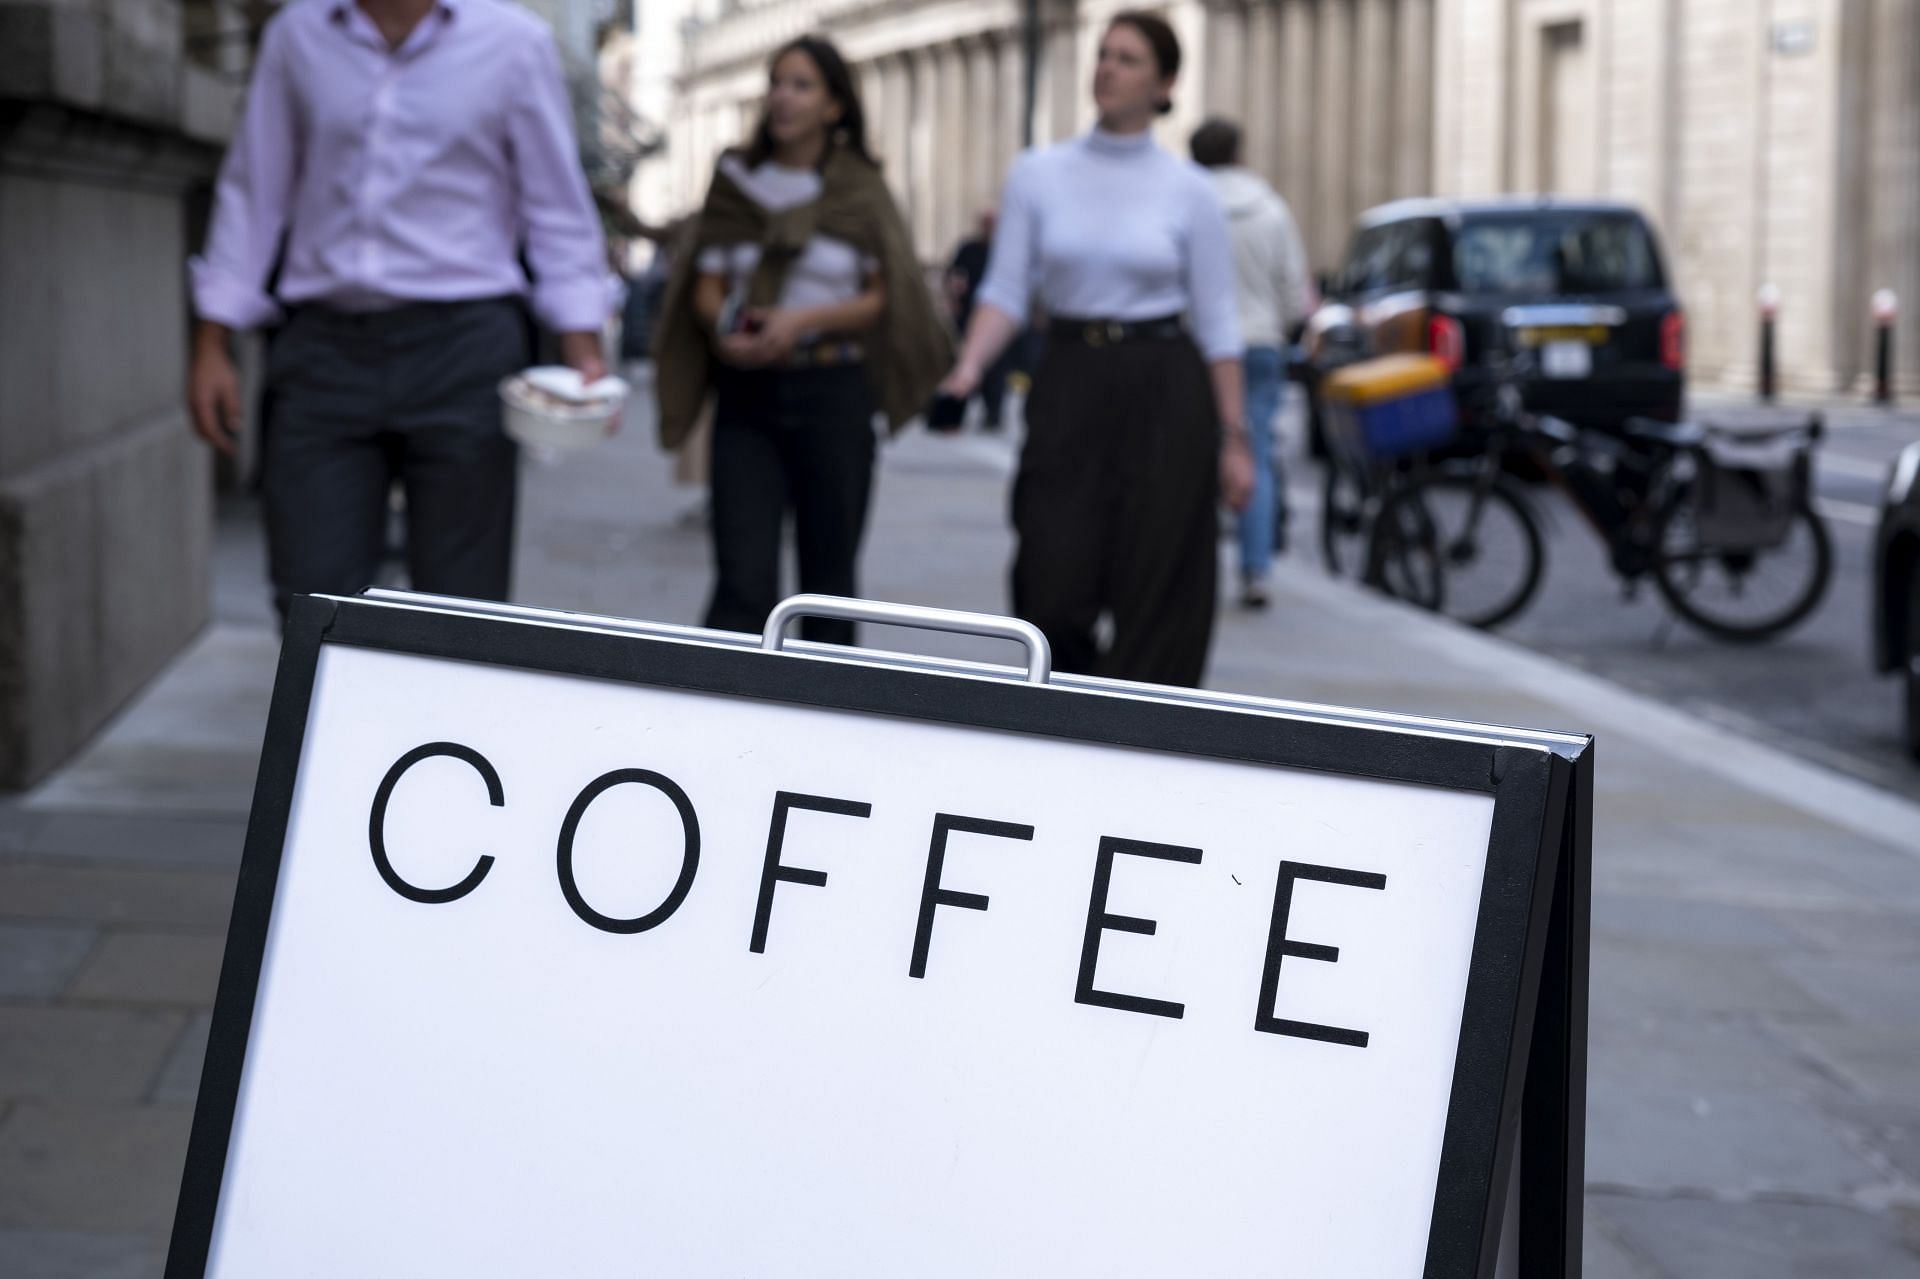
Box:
[261,297,531,619]
[705,363,877,645]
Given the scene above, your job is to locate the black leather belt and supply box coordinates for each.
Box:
[782,339,866,368]
[1050,315,1186,346]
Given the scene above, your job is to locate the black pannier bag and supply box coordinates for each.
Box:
[1691,420,1816,551]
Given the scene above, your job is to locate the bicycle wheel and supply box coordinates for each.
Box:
[1650,498,1832,642]
[1319,459,1371,576]
[1369,472,1544,628]
[1363,482,1445,612]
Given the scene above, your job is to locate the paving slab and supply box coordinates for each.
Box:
[0,811,245,869]
[0,1007,183,1104]
[0,926,96,1000]
[1587,1084,1890,1199]
[0,1105,193,1232]
[0,1228,160,1279]
[64,932,223,1007]
[1592,1194,1920,1279]
[148,1013,209,1108]
[1779,1021,1920,1108]
[0,861,237,930]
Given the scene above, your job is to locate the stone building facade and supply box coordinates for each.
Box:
[640,0,1435,274]
[0,0,239,787]
[641,0,1917,397]
[1437,0,1920,397]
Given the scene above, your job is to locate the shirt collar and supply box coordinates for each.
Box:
[1084,126,1157,158]
[329,0,458,50]
[330,0,461,15]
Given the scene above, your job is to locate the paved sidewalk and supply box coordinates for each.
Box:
[2,376,1917,1276]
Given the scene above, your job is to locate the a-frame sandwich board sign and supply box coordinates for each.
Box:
[165,590,1592,1279]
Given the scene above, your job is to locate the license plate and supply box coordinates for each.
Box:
[1518,325,1610,345]
[1541,340,1592,379]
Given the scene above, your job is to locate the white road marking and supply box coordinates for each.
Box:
[1820,452,1896,482]
[1814,497,1881,527]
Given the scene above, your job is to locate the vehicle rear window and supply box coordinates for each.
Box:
[1451,213,1663,294]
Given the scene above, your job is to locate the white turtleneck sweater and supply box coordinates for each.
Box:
[975,127,1243,363]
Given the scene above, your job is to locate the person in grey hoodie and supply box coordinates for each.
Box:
[1192,118,1314,608]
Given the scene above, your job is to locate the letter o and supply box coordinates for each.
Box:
[369,742,504,904]
[556,769,701,934]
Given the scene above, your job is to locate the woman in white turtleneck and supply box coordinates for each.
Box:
[940,10,1251,689]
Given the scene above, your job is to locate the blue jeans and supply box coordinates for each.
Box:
[1238,345,1287,580]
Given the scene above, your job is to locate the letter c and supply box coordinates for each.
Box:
[369,742,504,904]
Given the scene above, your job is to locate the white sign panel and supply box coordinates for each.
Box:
[170,601,1569,1279]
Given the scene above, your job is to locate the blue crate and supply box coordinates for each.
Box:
[1349,386,1458,460]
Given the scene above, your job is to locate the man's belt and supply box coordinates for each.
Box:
[1050,315,1186,346]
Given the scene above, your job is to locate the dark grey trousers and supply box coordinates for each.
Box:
[261,297,531,619]
[1012,334,1220,688]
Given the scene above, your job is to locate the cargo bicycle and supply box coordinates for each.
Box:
[1359,348,1833,641]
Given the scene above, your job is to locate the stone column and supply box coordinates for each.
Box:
[859,59,884,155]
[965,37,1000,225]
[1864,0,1920,395]
[1395,0,1436,199]
[1277,0,1318,227]
[878,56,913,209]
[1204,3,1247,117]
[1312,0,1355,267]
[1242,3,1281,180]
[997,29,1026,173]
[1039,17,1080,144]
[908,50,938,258]
[933,43,969,256]
[1351,0,1394,213]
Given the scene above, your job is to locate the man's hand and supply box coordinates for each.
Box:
[558,331,607,384]
[188,322,242,458]
[556,330,621,434]
[1220,430,1254,512]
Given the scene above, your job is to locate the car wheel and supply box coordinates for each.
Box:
[1905,584,1920,763]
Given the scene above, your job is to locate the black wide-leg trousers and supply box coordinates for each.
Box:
[705,363,877,646]
[261,297,530,620]
[1012,335,1221,687]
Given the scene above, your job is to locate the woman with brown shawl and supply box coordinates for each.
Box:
[654,35,951,646]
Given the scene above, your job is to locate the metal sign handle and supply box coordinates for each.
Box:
[761,594,1053,686]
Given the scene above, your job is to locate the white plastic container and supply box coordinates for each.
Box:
[499,366,629,451]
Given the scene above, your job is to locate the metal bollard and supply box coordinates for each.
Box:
[1873,289,1898,405]
[1757,283,1780,402]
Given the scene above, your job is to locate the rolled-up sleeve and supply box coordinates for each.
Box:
[508,28,610,333]
[974,153,1037,325]
[1185,175,1243,362]
[188,20,297,330]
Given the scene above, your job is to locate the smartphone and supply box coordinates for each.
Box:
[717,281,749,336]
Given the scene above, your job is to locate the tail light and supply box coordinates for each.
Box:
[1660,310,1686,370]
[1427,313,1465,373]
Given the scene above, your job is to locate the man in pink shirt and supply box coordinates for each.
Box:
[187,0,609,616]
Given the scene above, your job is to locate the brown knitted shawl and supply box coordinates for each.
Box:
[652,146,953,450]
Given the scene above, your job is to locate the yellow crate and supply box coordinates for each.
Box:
[1322,354,1453,408]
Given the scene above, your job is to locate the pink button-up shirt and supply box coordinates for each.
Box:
[191,0,608,333]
